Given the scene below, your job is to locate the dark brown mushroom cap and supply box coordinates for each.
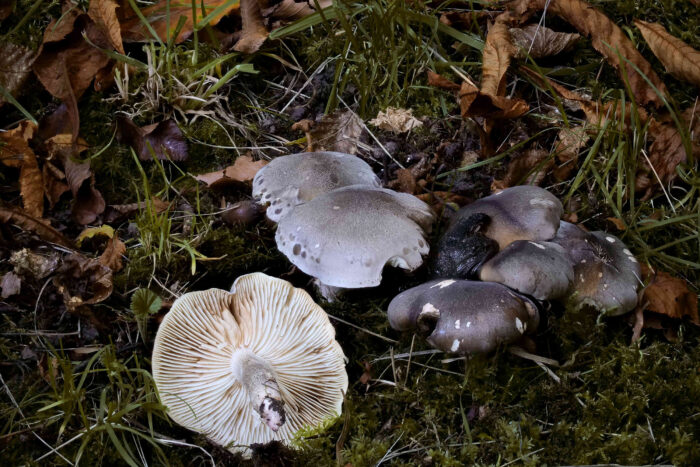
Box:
[252,152,380,222]
[387,279,539,354]
[450,186,563,249]
[479,240,574,300]
[552,224,641,315]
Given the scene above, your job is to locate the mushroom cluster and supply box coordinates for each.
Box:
[152,272,348,457]
[390,185,642,355]
[253,151,434,299]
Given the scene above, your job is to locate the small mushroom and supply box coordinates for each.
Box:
[478,240,574,300]
[387,279,539,354]
[252,151,380,222]
[275,185,434,299]
[450,186,563,249]
[151,273,348,457]
[430,212,499,280]
[551,222,641,315]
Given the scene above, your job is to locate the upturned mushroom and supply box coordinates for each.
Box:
[275,185,434,299]
[387,279,539,354]
[551,222,641,315]
[478,240,574,300]
[449,185,563,249]
[151,273,348,456]
[252,151,380,222]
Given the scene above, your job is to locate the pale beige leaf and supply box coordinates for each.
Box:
[481,22,516,97]
[308,110,365,155]
[635,20,700,88]
[509,24,581,58]
[233,0,268,53]
[195,154,267,186]
[19,152,44,218]
[369,107,423,134]
[100,234,126,272]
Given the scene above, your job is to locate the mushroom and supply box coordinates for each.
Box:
[449,186,563,249]
[387,279,539,354]
[551,223,641,315]
[478,240,574,300]
[151,272,348,456]
[252,151,380,222]
[275,185,434,300]
[429,212,499,280]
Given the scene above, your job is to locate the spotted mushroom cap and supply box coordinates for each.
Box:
[151,273,348,456]
[252,151,380,222]
[451,185,563,249]
[552,224,642,315]
[479,240,574,300]
[387,279,539,354]
[275,185,434,290]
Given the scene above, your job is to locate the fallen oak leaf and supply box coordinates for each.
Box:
[195,154,267,187]
[509,24,581,58]
[117,116,188,161]
[639,264,699,325]
[0,205,73,247]
[635,20,700,88]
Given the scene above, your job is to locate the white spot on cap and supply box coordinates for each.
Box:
[515,317,526,334]
[529,242,546,250]
[530,198,555,207]
[315,243,320,248]
[455,320,461,329]
[629,256,638,263]
[333,206,340,210]
[581,259,587,264]
[421,302,439,315]
[451,339,460,352]
[466,321,472,328]
[431,279,456,289]
[580,274,585,283]
[606,236,615,243]
[598,272,603,278]
[623,249,632,255]
[296,226,301,231]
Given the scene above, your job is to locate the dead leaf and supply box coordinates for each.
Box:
[0,120,37,168]
[42,161,70,208]
[104,197,170,223]
[117,116,188,161]
[99,234,126,272]
[459,81,529,120]
[10,248,61,279]
[416,191,470,213]
[509,24,581,58]
[640,265,699,325]
[53,253,113,311]
[0,272,21,299]
[263,0,331,21]
[427,71,461,91]
[635,20,700,88]
[195,154,267,187]
[392,168,417,194]
[492,148,552,190]
[0,205,73,247]
[88,0,125,54]
[509,0,667,107]
[234,0,269,53]
[19,152,44,218]
[120,0,240,44]
[0,43,36,108]
[552,126,590,181]
[369,107,423,134]
[635,120,687,198]
[305,110,365,154]
[77,225,115,245]
[606,217,627,231]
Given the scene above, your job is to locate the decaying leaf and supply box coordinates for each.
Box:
[0,205,73,247]
[492,148,553,190]
[416,191,470,213]
[53,253,113,311]
[19,152,44,218]
[509,24,581,58]
[635,20,700,88]
[234,0,269,53]
[262,0,331,21]
[117,116,188,161]
[369,107,423,134]
[88,0,124,54]
[0,43,36,108]
[640,264,699,325]
[10,248,60,279]
[120,0,240,44]
[104,197,170,223]
[635,120,689,199]
[76,225,115,245]
[427,71,461,91]
[508,0,667,107]
[1,272,21,299]
[303,110,365,154]
[195,154,267,187]
[0,120,37,168]
[99,234,126,272]
[552,126,590,181]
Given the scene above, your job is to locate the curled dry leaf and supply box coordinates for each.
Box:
[87,0,124,54]
[552,126,590,181]
[10,248,60,279]
[0,43,36,108]
[635,120,688,199]
[120,0,240,44]
[99,234,126,272]
[369,107,423,134]
[491,148,552,190]
[233,0,269,53]
[0,120,37,168]
[53,253,113,311]
[635,20,700,88]
[0,205,73,247]
[117,116,188,161]
[509,0,667,107]
[0,120,44,216]
[263,0,331,22]
[427,71,461,91]
[305,110,365,154]
[509,24,581,58]
[195,154,267,187]
[640,264,699,325]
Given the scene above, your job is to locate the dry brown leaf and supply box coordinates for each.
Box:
[195,154,267,187]
[606,217,627,231]
[635,20,700,88]
[640,264,699,325]
[459,81,529,120]
[392,168,418,194]
[99,234,126,272]
[42,161,70,208]
[306,110,365,154]
[492,148,552,190]
[117,116,188,161]
[552,126,590,180]
[0,43,36,108]
[0,205,73,247]
[427,71,461,91]
[509,24,581,58]
[369,107,423,134]
[0,120,37,168]
[10,248,60,279]
[263,0,331,21]
[53,253,113,311]
[510,0,667,107]
[88,0,125,54]
[19,152,44,218]
[635,121,687,199]
[416,191,470,213]
[234,0,269,53]
[481,22,515,97]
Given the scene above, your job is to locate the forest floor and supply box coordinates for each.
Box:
[1,0,699,466]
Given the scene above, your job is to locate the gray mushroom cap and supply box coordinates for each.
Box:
[551,223,642,315]
[276,185,434,294]
[387,279,539,354]
[451,186,563,249]
[252,151,380,222]
[479,240,574,300]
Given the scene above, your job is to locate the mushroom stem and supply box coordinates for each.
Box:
[232,349,286,432]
